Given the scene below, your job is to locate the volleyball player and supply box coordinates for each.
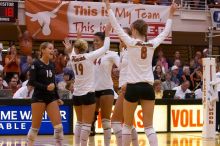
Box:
[63,23,112,146]
[27,42,64,146]
[104,0,177,145]
[90,30,120,145]
[111,27,139,146]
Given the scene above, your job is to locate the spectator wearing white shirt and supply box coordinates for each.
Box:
[173,80,191,99]
[194,88,202,99]
[13,82,34,99]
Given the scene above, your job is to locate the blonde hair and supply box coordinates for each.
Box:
[153,80,162,89]
[39,42,52,57]
[74,39,88,54]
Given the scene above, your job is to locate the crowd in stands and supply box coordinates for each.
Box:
[1,25,219,100]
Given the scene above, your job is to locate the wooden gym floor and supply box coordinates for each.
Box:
[1,133,220,146]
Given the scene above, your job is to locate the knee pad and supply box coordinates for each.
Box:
[102,119,111,130]
[122,124,132,135]
[144,126,156,136]
[111,121,122,133]
[27,128,39,141]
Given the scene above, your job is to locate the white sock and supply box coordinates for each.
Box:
[111,121,122,146]
[27,127,38,146]
[131,126,139,146]
[122,124,132,146]
[80,123,92,146]
[54,124,64,146]
[102,119,111,146]
[88,136,95,146]
[144,126,158,146]
[74,121,82,146]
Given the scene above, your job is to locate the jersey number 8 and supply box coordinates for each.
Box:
[75,63,84,75]
[141,46,147,59]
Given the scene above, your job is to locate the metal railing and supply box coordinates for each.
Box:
[180,0,208,10]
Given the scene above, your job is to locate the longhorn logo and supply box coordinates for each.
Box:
[25,1,69,36]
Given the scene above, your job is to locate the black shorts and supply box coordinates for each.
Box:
[31,96,58,105]
[95,89,114,98]
[73,92,96,106]
[125,82,155,103]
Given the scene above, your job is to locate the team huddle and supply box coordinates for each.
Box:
[27,1,178,146]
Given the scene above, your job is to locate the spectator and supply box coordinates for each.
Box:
[153,60,166,73]
[153,80,163,99]
[21,55,33,81]
[162,71,177,90]
[171,65,180,85]
[54,49,67,74]
[13,73,22,88]
[203,48,209,58]
[13,82,34,99]
[194,51,202,68]
[154,49,169,71]
[189,59,196,74]
[190,68,203,90]
[194,88,202,99]
[22,71,30,87]
[180,65,193,90]
[65,80,74,97]
[173,80,191,99]
[4,45,20,83]
[171,51,182,67]
[57,70,73,90]
[174,59,183,77]
[0,75,8,89]
[8,77,19,94]
[153,65,165,81]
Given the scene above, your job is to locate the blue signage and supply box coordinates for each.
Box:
[213,11,220,23]
[0,106,71,135]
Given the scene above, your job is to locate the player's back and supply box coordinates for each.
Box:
[71,54,95,96]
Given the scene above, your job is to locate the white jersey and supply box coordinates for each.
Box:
[216,72,220,92]
[69,37,110,96]
[119,48,128,87]
[109,9,172,85]
[95,50,120,91]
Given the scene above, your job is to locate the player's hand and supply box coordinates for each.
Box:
[63,38,73,50]
[47,83,55,91]
[169,1,178,18]
[104,0,110,10]
[105,23,112,37]
[77,29,82,39]
[57,99,64,105]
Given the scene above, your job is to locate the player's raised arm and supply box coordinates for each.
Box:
[149,3,178,49]
[86,23,112,61]
[104,0,137,47]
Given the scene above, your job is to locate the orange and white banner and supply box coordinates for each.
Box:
[171,105,203,131]
[25,0,171,42]
[73,105,167,133]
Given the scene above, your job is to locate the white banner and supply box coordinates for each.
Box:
[25,1,171,43]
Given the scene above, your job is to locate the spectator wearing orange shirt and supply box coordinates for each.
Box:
[4,45,20,83]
